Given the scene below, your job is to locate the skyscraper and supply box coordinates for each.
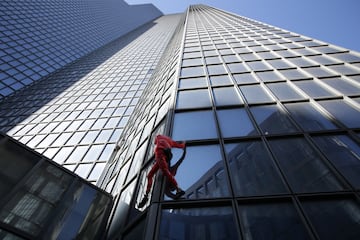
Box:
[98,4,360,240]
[1,2,360,240]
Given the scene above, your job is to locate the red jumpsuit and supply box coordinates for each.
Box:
[146,135,185,193]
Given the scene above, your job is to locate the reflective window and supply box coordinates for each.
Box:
[225,141,287,196]
[213,87,243,106]
[247,60,271,71]
[83,145,104,161]
[302,66,335,78]
[268,138,344,192]
[327,64,360,75]
[240,85,275,104]
[239,53,259,61]
[319,77,360,95]
[318,99,360,128]
[209,75,232,86]
[293,80,338,98]
[267,59,293,69]
[313,135,360,188]
[75,163,92,178]
[308,55,340,65]
[301,199,360,239]
[170,145,230,199]
[330,52,360,63]
[207,64,227,75]
[285,102,338,131]
[217,108,258,137]
[182,58,203,67]
[279,69,310,80]
[183,52,201,59]
[267,82,306,101]
[66,145,88,163]
[172,110,218,141]
[205,56,222,64]
[222,55,239,63]
[180,66,204,77]
[177,89,211,109]
[179,77,207,89]
[239,202,311,240]
[250,104,298,134]
[160,206,238,240]
[233,73,258,84]
[227,63,249,73]
[256,70,284,82]
[286,57,315,67]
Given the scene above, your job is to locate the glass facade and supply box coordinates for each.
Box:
[1,2,360,239]
[0,133,112,239]
[0,0,162,99]
[0,9,181,184]
[99,4,360,240]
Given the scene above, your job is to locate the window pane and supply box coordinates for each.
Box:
[320,77,360,95]
[180,66,204,78]
[294,80,338,98]
[256,70,284,82]
[233,73,258,84]
[179,77,207,89]
[302,66,335,78]
[267,59,294,69]
[182,58,203,67]
[239,202,311,240]
[217,108,258,137]
[268,138,344,192]
[225,141,287,196]
[176,89,211,109]
[240,85,274,104]
[313,135,360,188]
[285,102,338,131]
[301,199,360,239]
[247,60,271,71]
[267,82,306,101]
[207,64,227,75]
[209,75,232,86]
[172,111,217,141]
[279,69,310,80]
[160,206,238,240]
[213,87,242,106]
[205,56,222,64]
[227,63,249,73]
[318,99,360,128]
[250,104,298,134]
[170,145,230,199]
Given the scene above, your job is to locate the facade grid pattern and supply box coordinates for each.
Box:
[101,4,360,240]
[0,14,181,184]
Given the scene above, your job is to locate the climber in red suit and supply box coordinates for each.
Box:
[138,134,185,208]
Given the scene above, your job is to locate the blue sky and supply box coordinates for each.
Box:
[126,0,360,52]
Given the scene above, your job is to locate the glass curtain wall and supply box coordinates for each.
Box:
[102,4,360,240]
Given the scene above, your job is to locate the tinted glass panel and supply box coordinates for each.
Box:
[268,138,344,192]
[320,77,360,95]
[267,82,306,101]
[301,199,360,239]
[225,141,287,196]
[285,102,338,131]
[250,105,298,134]
[179,77,207,89]
[176,89,211,109]
[209,75,232,86]
[160,206,238,240]
[233,73,258,84]
[170,145,230,199]
[313,135,360,188]
[213,87,243,106]
[207,64,227,75]
[217,108,258,137]
[180,67,204,77]
[239,202,311,240]
[294,80,338,98]
[256,70,284,82]
[172,111,217,141]
[240,85,274,104]
[318,99,360,128]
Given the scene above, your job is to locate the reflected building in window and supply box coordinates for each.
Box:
[98,4,360,240]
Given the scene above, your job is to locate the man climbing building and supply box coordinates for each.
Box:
[138,134,186,208]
